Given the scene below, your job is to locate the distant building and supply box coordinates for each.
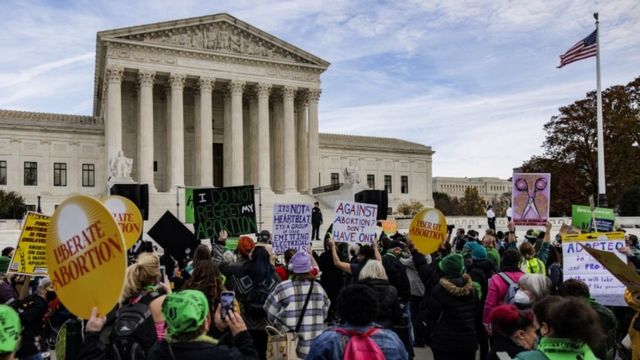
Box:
[432,176,511,203]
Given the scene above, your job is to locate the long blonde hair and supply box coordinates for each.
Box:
[120,253,160,302]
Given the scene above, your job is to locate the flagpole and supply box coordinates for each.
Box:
[594,12,607,207]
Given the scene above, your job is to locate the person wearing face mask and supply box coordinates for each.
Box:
[514,274,552,310]
[488,304,537,359]
[15,277,53,360]
[515,296,604,360]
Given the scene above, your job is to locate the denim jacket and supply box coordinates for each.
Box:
[306,323,408,360]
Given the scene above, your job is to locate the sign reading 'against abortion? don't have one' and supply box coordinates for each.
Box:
[332,201,378,244]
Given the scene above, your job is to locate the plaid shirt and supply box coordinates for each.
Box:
[264,279,330,358]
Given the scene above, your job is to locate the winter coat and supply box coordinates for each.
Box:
[318,251,344,304]
[488,332,528,360]
[382,252,411,300]
[483,270,525,326]
[515,337,597,360]
[424,274,479,353]
[466,259,495,302]
[625,289,640,360]
[360,278,403,328]
[147,331,259,360]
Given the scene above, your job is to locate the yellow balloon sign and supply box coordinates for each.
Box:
[46,195,127,319]
[102,195,143,249]
[408,208,448,255]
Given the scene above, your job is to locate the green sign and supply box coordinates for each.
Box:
[185,187,194,224]
[571,205,615,232]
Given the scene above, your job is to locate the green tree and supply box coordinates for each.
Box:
[397,200,424,216]
[0,190,27,219]
[521,76,640,215]
[458,187,486,216]
[489,192,511,217]
[618,186,640,216]
[433,192,459,215]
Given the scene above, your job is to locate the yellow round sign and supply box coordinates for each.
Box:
[46,195,127,319]
[408,208,448,255]
[102,195,143,249]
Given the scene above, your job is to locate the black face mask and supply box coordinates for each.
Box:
[46,291,56,302]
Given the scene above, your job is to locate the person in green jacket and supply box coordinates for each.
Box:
[516,296,605,360]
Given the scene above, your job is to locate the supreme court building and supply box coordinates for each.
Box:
[0,14,434,226]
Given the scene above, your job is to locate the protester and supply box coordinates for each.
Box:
[184,244,212,275]
[519,222,551,274]
[182,260,224,323]
[328,239,381,282]
[619,234,640,269]
[119,253,170,341]
[358,260,402,328]
[317,237,345,322]
[482,229,501,269]
[0,247,13,274]
[486,205,496,231]
[211,229,229,265]
[464,242,494,360]
[307,284,408,360]
[311,201,323,241]
[0,304,22,360]
[264,251,329,358]
[483,249,525,331]
[515,274,552,310]
[0,273,18,306]
[545,246,563,293]
[224,246,279,360]
[488,304,537,360]
[402,239,427,347]
[559,279,617,360]
[423,254,479,360]
[16,277,53,360]
[275,249,296,281]
[452,228,467,253]
[625,289,640,360]
[515,296,604,360]
[221,235,255,274]
[146,290,259,359]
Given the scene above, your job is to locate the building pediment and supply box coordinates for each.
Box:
[98,13,330,68]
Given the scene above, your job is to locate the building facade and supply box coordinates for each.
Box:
[432,176,511,203]
[0,13,433,224]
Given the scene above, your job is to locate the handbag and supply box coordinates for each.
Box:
[266,281,314,360]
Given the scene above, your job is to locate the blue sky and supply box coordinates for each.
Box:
[0,0,638,178]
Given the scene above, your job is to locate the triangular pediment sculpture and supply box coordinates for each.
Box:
[100,13,329,67]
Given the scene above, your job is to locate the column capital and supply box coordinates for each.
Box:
[283,86,297,99]
[296,90,308,106]
[198,77,215,93]
[228,80,245,95]
[169,73,186,90]
[307,88,321,102]
[106,66,124,83]
[256,82,272,98]
[137,69,156,87]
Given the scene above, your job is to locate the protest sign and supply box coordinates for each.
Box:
[272,204,311,254]
[148,211,199,264]
[193,186,257,239]
[185,187,194,224]
[102,195,142,249]
[572,204,615,232]
[563,232,627,306]
[381,219,398,235]
[582,245,640,295]
[332,201,378,244]
[408,208,447,255]
[46,195,127,319]
[512,173,550,226]
[8,212,49,276]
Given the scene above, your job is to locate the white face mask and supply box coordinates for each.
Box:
[514,290,532,305]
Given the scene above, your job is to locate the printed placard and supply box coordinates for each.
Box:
[512,173,550,226]
[563,233,626,306]
[46,195,127,319]
[102,195,143,249]
[193,186,257,239]
[408,208,447,255]
[272,204,312,254]
[8,212,49,276]
[571,205,615,232]
[381,219,398,235]
[185,187,195,224]
[332,201,378,244]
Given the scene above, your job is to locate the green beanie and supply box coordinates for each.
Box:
[0,305,21,353]
[163,290,209,338]
[438,254,465,276]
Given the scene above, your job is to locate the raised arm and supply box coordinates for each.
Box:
[372,239,382,262]
[329,239,352,273]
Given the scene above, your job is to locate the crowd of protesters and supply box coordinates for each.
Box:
[1,214,640,360]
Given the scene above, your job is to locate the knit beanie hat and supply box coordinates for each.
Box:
[0,305,21,353]
[438,254,464,276]
[290,251,312,274]
[163,290,209,339]
[469,243,488,260]
[237,235,255,256]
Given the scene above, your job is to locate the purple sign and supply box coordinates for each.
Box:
[512,173,550,227]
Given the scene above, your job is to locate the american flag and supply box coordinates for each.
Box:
[557,29,597,68]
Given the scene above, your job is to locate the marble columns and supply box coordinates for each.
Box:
[105,65,124,176]
[137,69,155,191]
[168,73,186,190]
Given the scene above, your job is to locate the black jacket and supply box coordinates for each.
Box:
[360,278,402,328]
[466,259,495,303]
[488,332,528,360]
[147,330,259,360]
[311,207,323,225]
[425,274,479,353]
[382,253,411,301]
[16,294,47,357]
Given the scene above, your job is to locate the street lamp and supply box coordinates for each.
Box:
[37,195,41,214]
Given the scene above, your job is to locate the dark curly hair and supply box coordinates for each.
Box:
[337,284,379,326]
[534,296,604,350]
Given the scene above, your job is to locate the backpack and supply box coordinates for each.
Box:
[333,327,385,360]
[109,292,160,360]
[522,258,546,274]
[244,280,270,319]
[497,272,518,305]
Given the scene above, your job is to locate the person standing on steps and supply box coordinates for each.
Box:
[312,201,323,241]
